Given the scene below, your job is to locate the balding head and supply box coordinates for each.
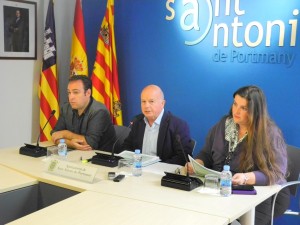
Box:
[142,85,164,100]
[141,85,166,125]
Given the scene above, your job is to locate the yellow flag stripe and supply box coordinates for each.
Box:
[70,30,88,75]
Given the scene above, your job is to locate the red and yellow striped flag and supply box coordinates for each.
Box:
[91,0,123,125]
[70,0,88,76]
[39,0,59,141]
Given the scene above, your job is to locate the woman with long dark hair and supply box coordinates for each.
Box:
[187,85,289,225]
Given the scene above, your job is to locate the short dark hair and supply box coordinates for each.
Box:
[69,75,92,92]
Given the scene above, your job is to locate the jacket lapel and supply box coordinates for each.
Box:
[157,111,169,157]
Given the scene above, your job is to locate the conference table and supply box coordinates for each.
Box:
[0,165,37,193]
[7,190,229,225]
[0,144,281,225]
[0,165,39,224]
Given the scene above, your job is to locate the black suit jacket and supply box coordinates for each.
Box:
[122,111,193,166]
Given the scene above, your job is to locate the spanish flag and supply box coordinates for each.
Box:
[70,0,88,76]
[91,0,123,125]
[39,0,59,141]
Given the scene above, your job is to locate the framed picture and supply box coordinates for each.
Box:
[0,0,36,59]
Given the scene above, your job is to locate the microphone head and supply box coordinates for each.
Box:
[130,114,144,125]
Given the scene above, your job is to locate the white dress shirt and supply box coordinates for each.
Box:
[142,109,164,157]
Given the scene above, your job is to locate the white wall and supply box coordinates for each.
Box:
[0,0,75,148]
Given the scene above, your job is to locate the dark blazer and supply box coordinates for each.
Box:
[122,111,193,166]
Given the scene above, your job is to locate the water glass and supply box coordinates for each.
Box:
[47,145,58,158]
[204,174,220,190]
[117,159,133,175]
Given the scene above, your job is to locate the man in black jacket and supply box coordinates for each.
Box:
[122,85,193,166]
[9,9,27,52]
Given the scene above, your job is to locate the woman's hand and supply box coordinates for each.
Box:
[232,172,255,185]
[186,162,195,174]
[185,159,204,175]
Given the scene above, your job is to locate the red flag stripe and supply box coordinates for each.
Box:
[39,0,60,141]
[91,73,111,105]
[91,0,123,125]
[70,0,88,76]
[42,68,59,99]
[95,50,113,82]
[40,93,52,118]
[74,0,87,52]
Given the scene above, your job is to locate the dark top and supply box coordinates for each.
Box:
[51,98,116,151]
[122,111,193,166]
[196,116,287,185]
[9,17,26,52]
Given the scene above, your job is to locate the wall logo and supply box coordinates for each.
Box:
[165,0,298,67]
[166,0,213,46]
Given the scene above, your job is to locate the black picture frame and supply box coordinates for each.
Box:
[0,0,37,59]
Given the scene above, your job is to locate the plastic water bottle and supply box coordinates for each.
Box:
[132,149,142,176]
[57,139,67,160]
[220,165,232,197]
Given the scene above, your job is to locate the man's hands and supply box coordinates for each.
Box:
[51,130,92,151]
[51,130,65,144]
[69,139,92,151]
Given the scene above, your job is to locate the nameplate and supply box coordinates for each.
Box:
[45,159,98,183]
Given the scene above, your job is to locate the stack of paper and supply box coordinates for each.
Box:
[117,150,160,167]
[188,155,221,177]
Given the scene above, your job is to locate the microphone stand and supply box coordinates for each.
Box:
[19,110,56,157]
[91,120,136,167]
[161,135,203,191]
[91,114,144,167]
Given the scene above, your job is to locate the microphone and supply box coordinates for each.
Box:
[91,114,143,167]
[37,110,56,147]
[161,134,203,191]
[111,115,139,156]
[19,110,56,157]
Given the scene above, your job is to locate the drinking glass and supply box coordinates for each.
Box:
[117,159,133,176]
[204,174,220,191]
[47,145,58,158]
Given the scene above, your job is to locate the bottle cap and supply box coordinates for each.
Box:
[59,139,65,143]
[223,165,230,171]
[134,149,141,154]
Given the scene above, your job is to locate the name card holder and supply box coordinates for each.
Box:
[45,159,98,183]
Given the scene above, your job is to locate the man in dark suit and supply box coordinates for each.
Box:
[9,9,26,52]
[122,85,193,166]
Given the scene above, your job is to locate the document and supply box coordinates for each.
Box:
[188,155,221,177]
[117,150,160,167]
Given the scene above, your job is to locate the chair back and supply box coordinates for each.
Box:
[270,144,300,225]
[286,145,300,195]
[113,125,131,154]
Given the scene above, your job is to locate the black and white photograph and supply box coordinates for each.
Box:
[0,0,36,59]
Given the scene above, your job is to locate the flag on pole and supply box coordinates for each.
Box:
[39,0,59,142]
[91,0,123,125]
[70,0,88,76]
